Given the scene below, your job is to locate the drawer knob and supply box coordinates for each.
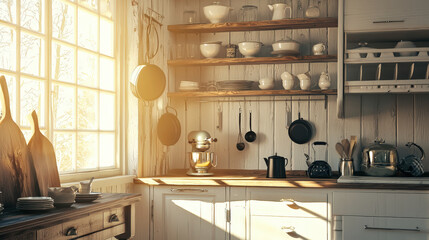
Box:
[281,226,295,233]
[109,214,120,222]
[65,227,78,236]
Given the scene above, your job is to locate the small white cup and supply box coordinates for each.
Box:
[79,181,92,193]
[259,77,274,85]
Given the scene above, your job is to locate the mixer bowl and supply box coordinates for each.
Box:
[188,152,217,173]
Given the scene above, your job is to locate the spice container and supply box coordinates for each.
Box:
[226,44,237,58]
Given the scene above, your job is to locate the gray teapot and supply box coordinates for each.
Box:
[398,142,425,177]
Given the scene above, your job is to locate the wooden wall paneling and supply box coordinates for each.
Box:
[291,95,310,170]
[344,94,362,170]
[396,95,414,160]
[213,98,230,169]
[243,98,260,169]
[327,95,344,170]
[258,96,275,170]
[185,100,201,168]
[274,96,293,170]
[200,101,216,154]
[414,95,429,171]
[229,99,246,169]
[361,95,378,149]
[327,0,338,17]
[292,0,307,19]
[314,0,328,18]
[258,0,271,21]
[377,95,397,145]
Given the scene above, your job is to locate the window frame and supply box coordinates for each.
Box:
[0,0,126,182]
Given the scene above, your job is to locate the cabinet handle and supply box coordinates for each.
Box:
[109,214,120,222]
[170,188,208,192]
[364,225,420,232]
[373,20,405,24]
[65,227,78,236]
[281,226,296,233]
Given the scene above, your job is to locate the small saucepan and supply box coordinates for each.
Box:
[157,106,181,146]
[288,113,312,144]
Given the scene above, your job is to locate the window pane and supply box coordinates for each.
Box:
[100,18,113,56]
[78,88,98,129]
[100,92,114,130]
[54,131,76,173]
[0,73,16,120]
[99,57,114,91]
[20,77,46,127]
[52,83,75,129]
[52,0,75,43]
[100,0,114,19]
[77,132,98,170]
[99,133,115,167]
[52,42,75,83]
[0,24,16,71]
[0,0,16,23]
[78,50,98,87]
[79,0,97,11]
[21,32,45,77]
[21,0,44,33]
[78,9,98,51]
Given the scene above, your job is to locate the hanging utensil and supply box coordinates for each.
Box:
[288,112,312,144]
[349,135,357,158]
[335,142,347,159]
[341,139,350,158]
[236,108,245,151]
[245,111,256,142]
[157,106,181,146]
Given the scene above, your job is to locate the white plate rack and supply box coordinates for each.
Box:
[344,47,429,93]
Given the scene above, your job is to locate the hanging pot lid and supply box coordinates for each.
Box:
[130,64,166,101]
[157,106,181,146]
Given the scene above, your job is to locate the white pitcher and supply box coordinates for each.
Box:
[281,71,295,90]
[268,3,291,20]
[297,72,311,90]
[318,72,331,90]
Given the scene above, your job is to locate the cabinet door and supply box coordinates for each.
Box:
[153,186,227,240]
[342,216,429,240]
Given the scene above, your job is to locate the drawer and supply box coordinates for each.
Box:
[74,224,126,240]
[342,216,429,240]
[250,216,327,240]
[333,192,429,218]
[344,0,429,31]
[248,188,328,218]
[103,207,126,228]
[37,212,103,240]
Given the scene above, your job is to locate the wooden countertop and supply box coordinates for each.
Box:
[134,169,429,190]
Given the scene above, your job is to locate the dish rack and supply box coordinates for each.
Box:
[344,46,429,93]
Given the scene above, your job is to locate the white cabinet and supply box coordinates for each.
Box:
[333,190,429,240]
[152,186,227,240]
[246,188,329,240]
[344,0,429,31]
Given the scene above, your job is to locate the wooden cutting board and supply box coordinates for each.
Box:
[28,110,61,196]
[0,76,39,206]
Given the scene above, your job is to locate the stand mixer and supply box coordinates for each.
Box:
[187,131,217,176]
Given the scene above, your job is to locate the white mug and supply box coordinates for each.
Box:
[312,43,326,55]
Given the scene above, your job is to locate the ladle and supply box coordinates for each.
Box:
[236,110,245,151]
[245,111,256,142]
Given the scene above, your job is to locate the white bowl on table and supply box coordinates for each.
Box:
[238,41,262,58]
[200,41,222,58]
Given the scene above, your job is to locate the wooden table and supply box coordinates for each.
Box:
[0,193,141,240]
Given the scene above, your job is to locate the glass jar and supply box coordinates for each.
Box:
[183,10,197,24]
[239,5,258,22]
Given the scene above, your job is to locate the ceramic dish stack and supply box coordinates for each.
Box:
[179,81,199,91]
[217,80,254,90]
[16,197,54,211]
[75,192,102,203]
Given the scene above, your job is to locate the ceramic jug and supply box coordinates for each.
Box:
[297,72,311,90]
[318,72,331,90]
[268,3,291,20]
[312,43,326,55]
[281,71,295,90]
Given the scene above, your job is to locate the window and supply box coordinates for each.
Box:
[0,0,121,180]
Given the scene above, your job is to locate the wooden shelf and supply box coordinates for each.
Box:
[168,55,337,66]
[168,89,337,98]
[168,17,338,33]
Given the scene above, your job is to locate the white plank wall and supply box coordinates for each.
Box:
[167,0,429,173]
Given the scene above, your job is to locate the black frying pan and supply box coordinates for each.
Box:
[288,113,312,144]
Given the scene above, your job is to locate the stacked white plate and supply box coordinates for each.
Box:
[217,80,254,90]
[75,192,102,203]
[16,197,54,211]
[0,203,4,214]
[179,81,199,91]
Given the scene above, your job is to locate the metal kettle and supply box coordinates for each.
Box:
[399,142,425,176]
[264,153,288,178]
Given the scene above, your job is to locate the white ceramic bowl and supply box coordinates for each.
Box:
[259,77,274,85]
[200,41,222,58]
[272,39,300,53]
[238,41,262,58]
[395,40,418,56]
[259,84,274,90]
[203,4,231,23]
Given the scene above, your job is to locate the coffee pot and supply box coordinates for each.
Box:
[268,3,291,20]
[305,141,332,178]
[264,153,288,178]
